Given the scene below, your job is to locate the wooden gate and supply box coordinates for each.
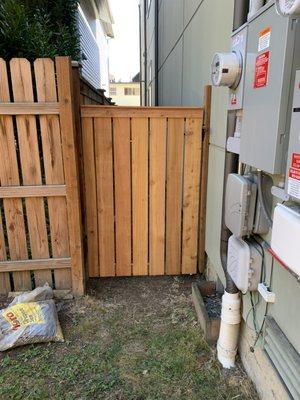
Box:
[0,57,84,295]
[81,104,207,277]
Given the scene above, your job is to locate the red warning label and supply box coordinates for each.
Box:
[292,153,300,169]
[254,51,270,89]
[289,167,300,181]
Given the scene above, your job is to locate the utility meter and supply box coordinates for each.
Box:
[211,52,242,89]
[275,0,300,15]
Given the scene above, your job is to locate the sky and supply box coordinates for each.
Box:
[109,0,140,82]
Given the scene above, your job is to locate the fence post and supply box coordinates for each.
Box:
[198,85,212,273]
[56,56,85,295]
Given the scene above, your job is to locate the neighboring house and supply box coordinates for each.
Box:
[109,79,141,106]
[78,0,114,91]
[140,1,300,399]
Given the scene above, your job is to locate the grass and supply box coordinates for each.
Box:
[0,276,258,400]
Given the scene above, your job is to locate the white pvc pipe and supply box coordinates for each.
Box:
[248,0,265,19]
[217,291,241,369]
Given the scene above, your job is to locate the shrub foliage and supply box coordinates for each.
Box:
[0,0,80,60]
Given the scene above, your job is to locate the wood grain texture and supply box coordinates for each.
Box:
[149,118,166,275]
[10,58,51,287]
[0,185,66,198]
[82,117,99,277]
[82,106,203,119]
[0,103,59,115]
[0,59,30,290]
[182,118,202,274]
[34,58,71,289]
[131,118,148,276]
[0,258,71,272]
[113,117,132,276]
[94,117,115,277]
[166,118,185,275]
[0,209,10,293]
[56,57,85,295]
[198,86,211,273]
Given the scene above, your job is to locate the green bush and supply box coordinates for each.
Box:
[0,0,80,60]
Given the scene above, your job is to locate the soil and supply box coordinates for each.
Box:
[203,291,222,319]
[0,276,258,400]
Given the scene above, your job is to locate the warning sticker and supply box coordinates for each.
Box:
[254,51,270,89]
[3,303,45,331]
[258,27,271,52]
[288,167,300,200]
[292,153,300,169]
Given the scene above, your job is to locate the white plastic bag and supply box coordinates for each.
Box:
[0,284,64,351]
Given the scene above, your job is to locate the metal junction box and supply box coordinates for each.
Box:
[240,3,300,174]
[286,70,300,202]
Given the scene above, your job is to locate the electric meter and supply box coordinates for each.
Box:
[211,52,242,89]
[275,0,300,15]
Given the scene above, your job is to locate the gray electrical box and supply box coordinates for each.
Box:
[286,70,300,202]
[229,25,248,111]
[240,3,300,174]
[225,174,257,237]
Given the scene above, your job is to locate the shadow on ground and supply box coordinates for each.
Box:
[0,276,258,399]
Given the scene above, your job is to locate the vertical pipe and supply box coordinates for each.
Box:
[233,0,249,31]
[154,0,159,106]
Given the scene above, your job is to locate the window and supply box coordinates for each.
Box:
[124,87,140,96]
[110,87,116,96]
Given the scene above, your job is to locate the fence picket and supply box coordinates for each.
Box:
[166,118,185,275]
[0,209,10,293]
[0,59,30,290]
[131,118,149,276]
[149,118,166,275]
[10,58,51,287]
[94,117,115,277]
[113,117,132,276]
[182,118,202,274]
[82,117,99,277]
[34,58,71,289]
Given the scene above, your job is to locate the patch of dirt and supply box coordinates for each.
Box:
[203,291,222,318]
[0,276,258,400]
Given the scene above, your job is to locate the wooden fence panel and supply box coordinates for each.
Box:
[149,118,166,276]
[0,57,84,295]
[81,107,204,278]
[94,118,115,277]
[113,117,132,277]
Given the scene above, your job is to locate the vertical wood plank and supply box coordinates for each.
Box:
[0,207,10,293]
[166,118,184,275]
[94,117,115,277]
[0,59,30,290]
[82,117,99,277]
[10,58,51,288]
[149,118,166,275]
[34,58,71,289]
[56,57,85,295]
[182,118,202,274]
[198,86,212,273]
[113,117,132,276]
[131,117,148,276]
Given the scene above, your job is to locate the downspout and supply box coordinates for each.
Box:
[154,0,159,106]
[138,3,143,106]
[233,0,249,31]
[217,0,251,369]
[144,0,148,106]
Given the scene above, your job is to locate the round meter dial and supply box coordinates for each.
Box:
[275,0,300,16]
[211,52,242,89]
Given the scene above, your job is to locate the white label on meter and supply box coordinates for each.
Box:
[258,28,271,52]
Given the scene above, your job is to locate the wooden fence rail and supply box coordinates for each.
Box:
[0,57,84,296]
[81,106,204,277]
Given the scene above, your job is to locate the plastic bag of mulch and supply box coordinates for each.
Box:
[0,284,64,351]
